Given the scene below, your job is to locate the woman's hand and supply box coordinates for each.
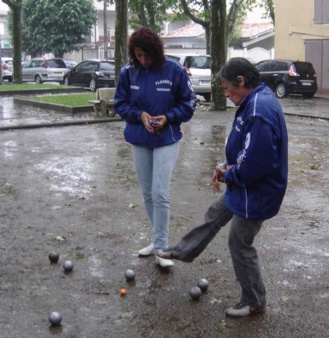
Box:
[141,111,153,133]
[151,115,167,132]
[141,112,167,134]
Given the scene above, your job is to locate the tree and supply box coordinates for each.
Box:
[114,0,128,83]
[2,0,22,83]
[180,0,271,110]
[103,1,109,59]
[97,0,115,60]
[21,0,97,57]
[128,0,176,32]
[180,0,211,53]
[210,0,226,110]
[261,0,275,24]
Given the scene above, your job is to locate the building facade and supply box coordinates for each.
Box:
[275,0,329,93]
[0,10,13,58]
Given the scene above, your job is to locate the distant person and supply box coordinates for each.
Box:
[114,27,196,268]
[158,57,288,316]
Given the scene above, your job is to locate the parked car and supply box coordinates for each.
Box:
[166,53,211,101]
[63,59,115,92]
[255,59,318,98]
[1,57,13,82]
[62,58,77,70]
[22,58,69,84]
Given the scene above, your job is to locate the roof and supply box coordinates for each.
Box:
[241,20,274,39]
[162,23,205,38]
[162,21,274,40]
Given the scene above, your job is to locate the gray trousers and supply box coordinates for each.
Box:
[173,193,266,307]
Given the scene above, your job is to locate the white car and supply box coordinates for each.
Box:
[166,53,211,101]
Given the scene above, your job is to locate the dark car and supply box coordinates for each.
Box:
[63,59,115,92]
[62,58,77,70]
[255,59,318,98]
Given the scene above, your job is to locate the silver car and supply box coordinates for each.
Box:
[1,57,13,82]
[22,58,69,84]
[166,53,211,101]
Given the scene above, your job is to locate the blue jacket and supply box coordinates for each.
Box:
[223,84,288,220]
[114,57,196,148]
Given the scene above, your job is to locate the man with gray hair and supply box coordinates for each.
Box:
[158,57,288,317]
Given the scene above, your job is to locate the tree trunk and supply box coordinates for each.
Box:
[210,0,227,110]
[103,1,108,59]
[11,1,23,83]
[114,0,128,84]
[204,24,210,55]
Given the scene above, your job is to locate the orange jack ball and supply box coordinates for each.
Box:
[120,288,127,296]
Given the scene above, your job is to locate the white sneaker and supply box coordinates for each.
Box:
[138,243,154,256]
[154,255,175,268]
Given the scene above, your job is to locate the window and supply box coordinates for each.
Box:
[185,56,210,69]
[277,62,289,72]
[47,59,66,68]
[256,61,271,72]
[100,62,115,71]
[314,0,329,24]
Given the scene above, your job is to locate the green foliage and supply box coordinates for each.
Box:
[21,0,97,57]
[128,0,177,32]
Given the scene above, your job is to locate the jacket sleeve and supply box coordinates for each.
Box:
[224,117,279,187]
[165,68,196,124]
[114,67,143,124]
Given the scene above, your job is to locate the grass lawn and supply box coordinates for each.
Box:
[0,83,109,108]
[27,93,96,107]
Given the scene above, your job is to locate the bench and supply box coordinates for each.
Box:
[89,88,116,117]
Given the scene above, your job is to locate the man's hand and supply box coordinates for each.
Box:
[211,170,220,193]
[210,163,233,193]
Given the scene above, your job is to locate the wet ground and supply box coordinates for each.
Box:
[0,95,328,337]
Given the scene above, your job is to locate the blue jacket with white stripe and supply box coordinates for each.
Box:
[223,84,288,220]
[114,57,196,148]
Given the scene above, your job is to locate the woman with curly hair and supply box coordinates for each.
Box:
[114,27,196,268]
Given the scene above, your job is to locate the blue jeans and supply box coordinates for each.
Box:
[131,143,179,250]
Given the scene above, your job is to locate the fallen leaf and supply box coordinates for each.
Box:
[56,236,65,242]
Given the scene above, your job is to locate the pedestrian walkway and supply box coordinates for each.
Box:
[0,96,120,131]
[0,93,328,131]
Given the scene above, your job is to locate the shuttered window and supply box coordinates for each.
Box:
[314,0,329,24]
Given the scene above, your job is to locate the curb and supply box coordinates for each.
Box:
[283,111,329,121]
[0,117,122,131]
[14,97,94,114]
[0,87,86,96]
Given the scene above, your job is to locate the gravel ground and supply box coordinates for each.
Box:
[0,96,328,337]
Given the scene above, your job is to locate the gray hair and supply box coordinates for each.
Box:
[216,57,260,88]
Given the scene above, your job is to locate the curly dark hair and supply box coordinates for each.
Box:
[217,57,260,89]
[128,27,165,69]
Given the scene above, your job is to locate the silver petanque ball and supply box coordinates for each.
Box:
[197,278,209,292]
[189,286,202,300]
[49,311,62,326]
[63,260,74,272]
[125,269,136,281]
